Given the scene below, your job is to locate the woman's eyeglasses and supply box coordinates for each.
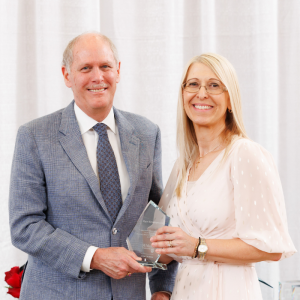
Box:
[182,78,227,95]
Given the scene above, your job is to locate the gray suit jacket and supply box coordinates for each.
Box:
[9,101,178,300]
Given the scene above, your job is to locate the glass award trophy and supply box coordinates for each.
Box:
[126,200,170,270]
[279,281,300,300]
[292,285,300,300]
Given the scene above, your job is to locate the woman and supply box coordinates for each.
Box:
[150,53,296,299]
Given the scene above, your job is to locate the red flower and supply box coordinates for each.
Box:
[7,287,21,299]
[5,266,23,298]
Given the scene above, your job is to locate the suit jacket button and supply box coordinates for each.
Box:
[112,228,118,235]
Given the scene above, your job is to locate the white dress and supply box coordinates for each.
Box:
[159,138,296,300]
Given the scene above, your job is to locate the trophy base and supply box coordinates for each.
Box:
[138,260,167,270]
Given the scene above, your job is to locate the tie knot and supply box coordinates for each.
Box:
[93,123,107,136]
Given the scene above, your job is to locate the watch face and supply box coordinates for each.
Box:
[199,245,208,253]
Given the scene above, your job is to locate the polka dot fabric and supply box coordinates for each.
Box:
[94,123,122,223]
[158,138,296,300]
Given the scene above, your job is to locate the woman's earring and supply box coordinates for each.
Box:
[228,108,233,113]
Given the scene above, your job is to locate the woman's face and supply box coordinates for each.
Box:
[183,62,231,131]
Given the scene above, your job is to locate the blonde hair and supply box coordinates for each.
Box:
[175,53,248,197]
[62,32,119,72]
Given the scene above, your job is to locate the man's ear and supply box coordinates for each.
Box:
[62,66,72,88]
[116,61,121,83]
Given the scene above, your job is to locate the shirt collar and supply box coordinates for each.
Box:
[74,103,116,135]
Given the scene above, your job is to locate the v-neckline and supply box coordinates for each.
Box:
[186,148,225,186]
[175,149,225,237]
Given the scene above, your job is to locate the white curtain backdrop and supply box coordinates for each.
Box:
[1,1,299,299]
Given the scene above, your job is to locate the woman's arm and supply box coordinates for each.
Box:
[205,238,281,263]
[151,226,281,264]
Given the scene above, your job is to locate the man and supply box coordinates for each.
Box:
[9,32,177,300]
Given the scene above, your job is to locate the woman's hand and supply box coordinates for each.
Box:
[150,226,198,257]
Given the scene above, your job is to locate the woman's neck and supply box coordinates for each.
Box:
[194,123,225,157]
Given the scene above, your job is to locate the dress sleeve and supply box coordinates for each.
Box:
[231,139,296,260]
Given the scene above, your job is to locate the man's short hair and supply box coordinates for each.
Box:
[62,32,119,72]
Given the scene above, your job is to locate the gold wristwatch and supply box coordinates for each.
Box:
[197,238,208,260]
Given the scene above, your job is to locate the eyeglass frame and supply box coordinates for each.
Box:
[181,78,228,95]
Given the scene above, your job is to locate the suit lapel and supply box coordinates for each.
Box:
[58,101,112,222]
[114,108,140,222]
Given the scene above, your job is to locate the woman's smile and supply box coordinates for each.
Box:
[193,104,214,110]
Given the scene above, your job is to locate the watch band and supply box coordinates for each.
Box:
[192,237,201,258]
[198,238,208,261]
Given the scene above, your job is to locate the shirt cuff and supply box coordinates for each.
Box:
[81,246,98,272]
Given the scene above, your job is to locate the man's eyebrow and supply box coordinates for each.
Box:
[78,63,91,68]
[78,61,113,67]
[100,61,114,65]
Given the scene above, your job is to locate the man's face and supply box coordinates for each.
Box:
[62,35,120,121]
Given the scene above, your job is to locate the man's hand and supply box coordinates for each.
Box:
[90,247,152,279]
[151,291,171,300]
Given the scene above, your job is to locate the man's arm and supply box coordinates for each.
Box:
[10,125,152,281]
[9,125,91,279]
[148,125,163,204]
[148,126,178,296]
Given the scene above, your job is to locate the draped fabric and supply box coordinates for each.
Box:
[1,1,299,299]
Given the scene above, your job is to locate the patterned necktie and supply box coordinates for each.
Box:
[93,123,122,223]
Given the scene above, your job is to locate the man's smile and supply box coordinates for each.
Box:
[88,88,107,92]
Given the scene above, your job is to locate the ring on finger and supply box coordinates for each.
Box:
[127,272,132,277]
[169,240,173,248]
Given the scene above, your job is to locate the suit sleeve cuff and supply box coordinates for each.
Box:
[81,246,98,272]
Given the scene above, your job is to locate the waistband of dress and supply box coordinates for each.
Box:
[181,259,254,267]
